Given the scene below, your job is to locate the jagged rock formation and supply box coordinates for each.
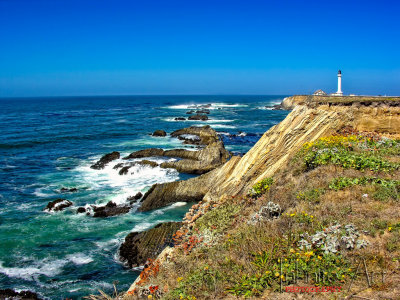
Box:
[44,199,73,212]
[93,201,131,218]
[119,222,182,268]
[123,126,229,174]
[139,171,213,212]
[170,125,219,145]
[90,151,120,169]
[160,141,229,174]
[0,289,42,300]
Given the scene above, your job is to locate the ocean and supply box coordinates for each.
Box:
[0,95,288,299]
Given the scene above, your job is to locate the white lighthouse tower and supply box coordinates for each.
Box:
[335,70,343,96]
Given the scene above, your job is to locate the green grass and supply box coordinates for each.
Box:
[195,204,240,235]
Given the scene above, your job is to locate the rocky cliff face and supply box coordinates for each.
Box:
[202,103,400,204]
[124,99,400,295]
[119,222,182,268]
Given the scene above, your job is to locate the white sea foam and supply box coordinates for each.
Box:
[33,188,56,198]
[208,124,236,129]
[130,222,155,232]
[163,117,234,123]
[0,259,67,281]
[165,103,248,110]
[74,157,180,205]
[66,253,94,265]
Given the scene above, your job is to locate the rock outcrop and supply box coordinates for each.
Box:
[0,289,42,300]
[127,192,143,203]
[93,201,131,218]
[160,141,229,174]
[119,222,182,268]
[152,130,167,137]
[90,151,120,170]
[188,114,208,121]
[122,126,229,174]
[123,148,164,160]
[170,125,219,145]
[138,159,240,211]
[44,199,73,212]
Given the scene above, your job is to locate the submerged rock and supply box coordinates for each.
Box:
[114,160,159,172]
[174,117,186,121]
[188,114,208,121]
[44,199,73,212]
[119,222,182,268]
[119,166,131,175]
[76,207,87,214]
[93,201,131,218]
[60,187,78,193]
[0,289,42,300]
[196,109,210,114]
[90,151,120,170]
[137,160,159,168]
[152,130,167,137]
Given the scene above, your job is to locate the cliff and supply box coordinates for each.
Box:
[120,96,400,299]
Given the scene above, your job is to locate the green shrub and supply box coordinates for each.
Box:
[249,178,273,198]
[228,250,355,297]
[195,204,240,235]
[298,135,400,172]
[329,176,400,191]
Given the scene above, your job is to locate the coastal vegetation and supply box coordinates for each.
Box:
[113,129,400,299]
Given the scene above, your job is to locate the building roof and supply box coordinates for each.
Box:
[313,89,327,95]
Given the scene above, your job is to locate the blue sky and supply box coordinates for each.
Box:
[0,0,399,97]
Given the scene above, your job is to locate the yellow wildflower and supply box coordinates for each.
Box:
[290,248,295,253]
[317,256,322,260]
[388,227,392,232]
[148,296,152,299]
[275,272,280,277]
[177,277,183,282]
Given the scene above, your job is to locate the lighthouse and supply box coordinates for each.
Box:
[336,70,343,96]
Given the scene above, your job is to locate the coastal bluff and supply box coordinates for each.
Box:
[122,95,400,298]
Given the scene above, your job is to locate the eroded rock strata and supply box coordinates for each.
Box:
[119,222,182,268]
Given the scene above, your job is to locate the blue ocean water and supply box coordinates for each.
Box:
[0,95,288,299]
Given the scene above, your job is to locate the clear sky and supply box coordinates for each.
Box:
[0,0,399,97]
